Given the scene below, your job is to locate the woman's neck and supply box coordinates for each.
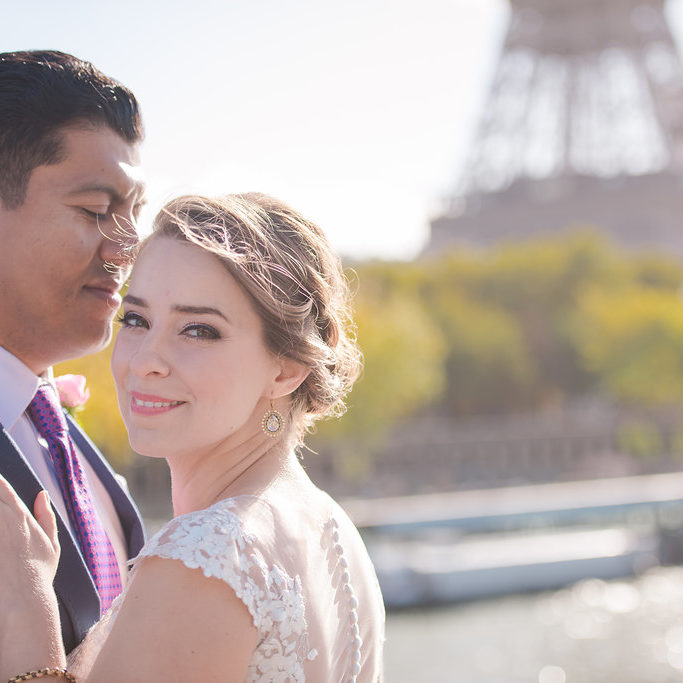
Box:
[167,429,294,516]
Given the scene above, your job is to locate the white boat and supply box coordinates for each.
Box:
[365,525,659,607]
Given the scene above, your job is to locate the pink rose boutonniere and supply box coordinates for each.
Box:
[55,374,90,418]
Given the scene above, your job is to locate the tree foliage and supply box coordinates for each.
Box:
[571,286,683,405]
[313,282,447,443]
[57,229,683,464]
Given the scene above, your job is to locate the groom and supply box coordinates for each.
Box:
[0,51,146,653]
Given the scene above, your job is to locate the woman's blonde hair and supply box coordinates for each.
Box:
[148,193,362,444]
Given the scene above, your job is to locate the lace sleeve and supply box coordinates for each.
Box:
[131,499,317,680]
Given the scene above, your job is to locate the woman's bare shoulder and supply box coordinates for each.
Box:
[84,554,257,682]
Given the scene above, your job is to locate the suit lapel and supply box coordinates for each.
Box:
[0,427,100,649]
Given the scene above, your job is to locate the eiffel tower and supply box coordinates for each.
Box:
[427,0,683,256]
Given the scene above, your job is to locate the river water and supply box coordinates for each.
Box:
[384,566,683,682]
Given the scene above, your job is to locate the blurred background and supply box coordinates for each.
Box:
[11,0,683,680]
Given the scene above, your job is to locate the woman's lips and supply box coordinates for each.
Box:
[130,391,186,416]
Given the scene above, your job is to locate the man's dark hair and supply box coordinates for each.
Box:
[0,50,144,208]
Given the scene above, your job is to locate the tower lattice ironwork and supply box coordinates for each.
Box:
[428,0,683,255]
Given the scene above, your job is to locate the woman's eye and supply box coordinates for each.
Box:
[116,312,148,329]
[183,324,220,340]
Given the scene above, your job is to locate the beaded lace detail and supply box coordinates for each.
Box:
[132,499,317,681]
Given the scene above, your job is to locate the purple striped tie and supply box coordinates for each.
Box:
[27,383,122,614]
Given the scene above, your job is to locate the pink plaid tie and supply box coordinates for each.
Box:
[27,383,122,614]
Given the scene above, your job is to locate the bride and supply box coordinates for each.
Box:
[0,193,385,682]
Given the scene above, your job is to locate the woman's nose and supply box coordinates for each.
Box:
[128,340,171,378]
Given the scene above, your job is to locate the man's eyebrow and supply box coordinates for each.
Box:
[173,305,230,323]
[67,182,147,204]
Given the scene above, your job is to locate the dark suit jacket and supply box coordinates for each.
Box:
[0,415,145,653]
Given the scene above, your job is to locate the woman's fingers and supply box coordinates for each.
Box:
[0,472,29,513]
[33,491,60,558]
[0,475,59,571]
[0,475,58,566]
[0,487,65,679]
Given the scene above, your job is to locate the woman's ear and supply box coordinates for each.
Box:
[270,357,311,399]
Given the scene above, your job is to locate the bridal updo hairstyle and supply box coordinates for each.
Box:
[147,193,362,444]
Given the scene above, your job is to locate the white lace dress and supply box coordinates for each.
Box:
[67,488,385,682]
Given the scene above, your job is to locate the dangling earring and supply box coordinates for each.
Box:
[262,400,285,437]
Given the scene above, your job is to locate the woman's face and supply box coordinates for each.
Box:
[111,236,281,459]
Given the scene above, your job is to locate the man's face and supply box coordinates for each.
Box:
[0,125,145,374]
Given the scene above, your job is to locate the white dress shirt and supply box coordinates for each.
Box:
[0,345,129,582]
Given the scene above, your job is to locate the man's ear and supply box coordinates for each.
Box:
[270,357,311,399]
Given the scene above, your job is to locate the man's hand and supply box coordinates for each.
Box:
[0,476,65,679]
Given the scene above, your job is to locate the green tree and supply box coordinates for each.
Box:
[312,285,446,448]
[429,292,537,414]
[571,286,683,405]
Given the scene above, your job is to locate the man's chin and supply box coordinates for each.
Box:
[63,323,115,361]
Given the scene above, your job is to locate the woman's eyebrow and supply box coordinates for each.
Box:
[122,296,231,324]
[173,304,230,323]
[122,294,147,307]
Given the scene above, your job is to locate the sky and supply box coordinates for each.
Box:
[4,0,683,260]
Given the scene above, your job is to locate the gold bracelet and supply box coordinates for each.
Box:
[7,668,76,682]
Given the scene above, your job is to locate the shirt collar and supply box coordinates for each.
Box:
[0,346,54,430]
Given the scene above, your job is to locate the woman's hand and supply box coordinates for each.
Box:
[0,474,65,679]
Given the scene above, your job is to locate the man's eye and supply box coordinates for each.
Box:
[116,312,148,329]
[183,324,220,340]
[82,208,108,220]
